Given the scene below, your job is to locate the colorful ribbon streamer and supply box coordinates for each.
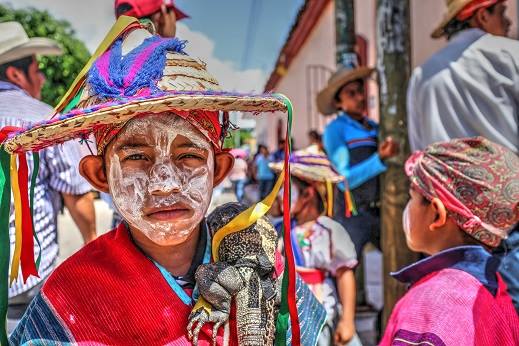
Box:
[326,180,333,217]
[211,170,285,261]
[343,177,357,218]
[17,153,38,282]
[9,155,22,285]
[0,148,11,346]
[30,153,42,270]
[273,94,300,346]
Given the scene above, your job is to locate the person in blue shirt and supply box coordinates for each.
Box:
[317,65,398,257]
[254,144,275,200]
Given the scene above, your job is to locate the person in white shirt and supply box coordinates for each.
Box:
[407,0,518,153]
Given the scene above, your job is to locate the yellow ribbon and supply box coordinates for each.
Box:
[54,16,140,113]
[192,296,212,316]
[326,180,333,217]
[9,155,22,285]
[211,171,285,262]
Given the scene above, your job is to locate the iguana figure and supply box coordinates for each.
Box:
[187,202,280,346]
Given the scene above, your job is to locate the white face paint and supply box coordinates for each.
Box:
[402,202,411,239]
[106,113,214,246]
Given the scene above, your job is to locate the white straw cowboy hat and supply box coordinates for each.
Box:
[316,66,374,116]
[0,22,63,65]
[431,0,501,39]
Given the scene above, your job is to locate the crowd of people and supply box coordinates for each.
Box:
[0,0,517,345]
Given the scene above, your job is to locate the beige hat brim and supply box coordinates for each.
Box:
[316,66,375,116]
[269,161,343,184]
[3,93,287,154]
[0,37,62,65]
[431,0,474,39]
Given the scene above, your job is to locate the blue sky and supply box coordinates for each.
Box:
[179,0,303,70]
[0,0,304,91]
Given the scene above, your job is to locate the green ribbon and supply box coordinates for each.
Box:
[62,89,83,114]
[30,153,41,269]
[273,94,294,346]
[0,148,11,345]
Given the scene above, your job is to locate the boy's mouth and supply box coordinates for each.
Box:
[144,203,193,221]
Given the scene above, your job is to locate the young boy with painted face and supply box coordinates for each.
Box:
[270,148,361,346]
[4,21,325,345]
[380,137,519,346]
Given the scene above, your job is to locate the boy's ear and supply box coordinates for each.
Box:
[302,186,316,200]
[429,197,448,231]
[213,152,234,187]
[79,155,110,193]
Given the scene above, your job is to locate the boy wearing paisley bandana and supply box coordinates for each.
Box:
[5,20,325,345]
[380,137,519,346]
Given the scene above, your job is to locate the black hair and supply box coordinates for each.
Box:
[308,129,321,142]
[421,194,430,206]
[444,3,499,40]
[333,78,364,103]
[0,56,33,82]
[291,176,325,214]
[115,3,134,18]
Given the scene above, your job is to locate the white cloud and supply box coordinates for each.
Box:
[1,0,113,53]
[176,22,267,93]
[1,1,267,92]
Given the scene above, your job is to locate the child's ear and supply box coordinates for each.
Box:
[213,152,234,187]
[79,155,110,193]
[429,197,448,231]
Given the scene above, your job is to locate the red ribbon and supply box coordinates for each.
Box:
[17,153,38,282]
[0,126,22,144]
[282,138,301,345]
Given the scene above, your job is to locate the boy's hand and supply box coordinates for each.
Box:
[334,318,355,345]
[378,136,399,160]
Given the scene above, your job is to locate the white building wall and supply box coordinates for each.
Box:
[258,0,518,151]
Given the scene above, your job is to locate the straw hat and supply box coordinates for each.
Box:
[0,22,62,65]
[269,147,343,184]
[316,66,374,116]
[431,0,500,38]
[3,25,286,154]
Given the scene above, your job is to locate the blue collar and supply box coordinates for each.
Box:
[391,245,501,296]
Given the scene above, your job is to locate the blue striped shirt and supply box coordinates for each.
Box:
[0,82,91,297]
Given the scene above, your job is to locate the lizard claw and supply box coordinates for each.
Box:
[188,308,229,345]
[187,309,206,345]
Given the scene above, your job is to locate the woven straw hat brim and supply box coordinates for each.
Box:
[431,0,473,38]
[316,66,375,115]
[269,161,343,184]
[3,93,286,154]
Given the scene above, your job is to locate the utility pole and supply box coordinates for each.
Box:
[376,0,418,325]
[335,0,356,67]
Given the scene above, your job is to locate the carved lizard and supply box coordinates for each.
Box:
[187,202,280,345]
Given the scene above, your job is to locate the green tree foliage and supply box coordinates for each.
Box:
[0,5,90,106]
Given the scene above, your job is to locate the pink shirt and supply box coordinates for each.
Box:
[380,246,519,346]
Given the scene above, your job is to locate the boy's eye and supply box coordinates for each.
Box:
[178,153,203,161]
[124,153,149,161]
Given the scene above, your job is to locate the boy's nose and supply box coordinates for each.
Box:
[148,163,182,195]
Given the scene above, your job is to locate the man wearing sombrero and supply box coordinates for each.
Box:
[270,148,361,346]
[4,17,325,345]
[407,0,518,153]
[0,22,97,331]
[316,64,398,260]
